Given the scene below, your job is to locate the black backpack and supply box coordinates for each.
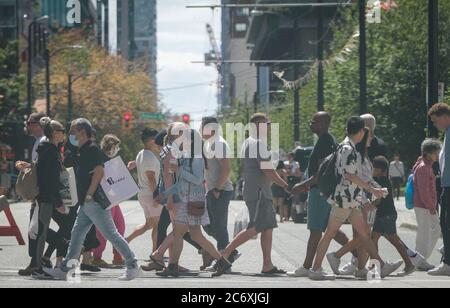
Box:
[317,145,342,198]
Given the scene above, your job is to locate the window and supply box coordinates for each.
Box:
[0,5,16,27]
[235,23,247,32]
[235,8,250,17]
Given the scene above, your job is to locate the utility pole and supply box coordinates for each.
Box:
[427,0,439,138]
[317,0,325,111]
[359,0,367,115]
[294,19,300,144]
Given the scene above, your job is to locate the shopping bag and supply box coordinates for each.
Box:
[60,167,78,208]
[98,156,139,210]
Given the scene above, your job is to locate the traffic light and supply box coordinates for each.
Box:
[182,114,190,124]
[122,112,134,130]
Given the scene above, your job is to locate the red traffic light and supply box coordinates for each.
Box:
[123,112,132,122]
[182,114,190,123]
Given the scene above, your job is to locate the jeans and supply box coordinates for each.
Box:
[440,188,450,265]
[62,201,136,269]
[204,190,233,251]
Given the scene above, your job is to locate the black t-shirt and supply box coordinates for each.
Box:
[77,141,104,205]
[374,176,397,217]
[368,136,388,162]
[308,133,337,187]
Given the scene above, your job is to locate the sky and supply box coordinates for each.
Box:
[157,0,222,128]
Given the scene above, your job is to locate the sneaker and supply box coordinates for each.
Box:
[339,257,358,276]
[309,268,336,281]
[381,262,398,278]
[204,261,231,274]
[392,260,404,273]
[80,263,101,272]
[410,253,427,268]
[91,259,112,269]
[43,267,68,281]
[354,268,369,279]
[212,257,232,278]
[118,265,141,281]
[156,263,180,278]
[417,260,435,272]
[31,268,54,280]
[398,264,416,277]
[326,253,341,275]
[18,266,37,277]
[41,258,53,269]
[428,263,450,276]
[287,267,310,278]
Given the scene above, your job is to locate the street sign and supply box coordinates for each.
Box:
[139,112,166,121]
[438,82,445,103]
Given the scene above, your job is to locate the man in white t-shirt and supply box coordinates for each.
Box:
[126,128,162,253]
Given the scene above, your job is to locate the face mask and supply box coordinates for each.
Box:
[108,146,120,158]
[69,135,79,147]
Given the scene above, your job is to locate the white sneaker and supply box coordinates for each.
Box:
[417,260,435,272]
[309,268,336,281]
[428,263,450,276]
[339,257,358,276]
[392,260,404,273]
[410,253,426,268]
[354,268,369,280]
[381,262,398,278]
[118,266,141,281]
[43,267,68,281]
[326,253,341,275]
[287,267,310,278]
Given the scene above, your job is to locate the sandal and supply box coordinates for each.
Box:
[261,266,287,275]
[150,255,166,269]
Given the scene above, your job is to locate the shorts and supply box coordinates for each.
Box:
[373,213,398,236]
[330,205,363,224]
[246,196,277,233]
[307,188,332,232]
[138,193,163,218]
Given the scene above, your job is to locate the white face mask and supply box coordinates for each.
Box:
[108,146,120,158]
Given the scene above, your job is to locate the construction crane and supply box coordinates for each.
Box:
[204,23,222,107]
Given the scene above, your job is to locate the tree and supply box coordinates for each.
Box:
[32,29,161,161]
[0,41,25,123]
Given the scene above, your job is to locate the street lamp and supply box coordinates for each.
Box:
[67,72,103,126]
[27,15,49,117]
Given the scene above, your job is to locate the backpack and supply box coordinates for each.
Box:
[405,173,415,210]
[16,162,39,201]
[317,145,341,198]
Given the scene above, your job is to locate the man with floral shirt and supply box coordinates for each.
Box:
[309,116,398,281]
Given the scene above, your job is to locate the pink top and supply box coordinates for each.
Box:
[413,157,437,211]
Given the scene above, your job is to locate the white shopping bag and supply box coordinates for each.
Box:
[233,204,257,240]
[100,156,139,210]
[60,167,78,207]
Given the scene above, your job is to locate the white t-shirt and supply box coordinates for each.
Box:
[136,149,160,195]
[32,136,47,162]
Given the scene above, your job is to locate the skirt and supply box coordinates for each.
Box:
[175,201,210,226]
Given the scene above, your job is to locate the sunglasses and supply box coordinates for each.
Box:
[55,128,65,133]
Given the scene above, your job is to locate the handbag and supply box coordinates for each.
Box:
[186,162,206,217]
[16,162,39,201]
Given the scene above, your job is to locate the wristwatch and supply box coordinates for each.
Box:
[86,195,93,202]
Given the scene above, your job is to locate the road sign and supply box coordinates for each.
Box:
[139,112,166,121]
